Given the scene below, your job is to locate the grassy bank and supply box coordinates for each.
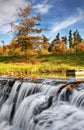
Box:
[0,52,84,78]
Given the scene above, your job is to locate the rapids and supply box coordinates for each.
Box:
[0,76,84,130]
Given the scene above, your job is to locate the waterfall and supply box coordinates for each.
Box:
[0,77,84,130]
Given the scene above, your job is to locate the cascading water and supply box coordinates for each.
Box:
[0,76,84,130]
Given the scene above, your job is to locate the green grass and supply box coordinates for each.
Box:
[0,52,84,78]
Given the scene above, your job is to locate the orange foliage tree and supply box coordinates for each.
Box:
[49,39,67,54]
[54,40,67,53]
[42,35,49,49]
[10,4,47,55]
[76,43,84,52]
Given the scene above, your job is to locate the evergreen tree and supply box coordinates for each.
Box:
[68,30,73,48]
[76,31,82,44]
[52,33,60,45]
[56,33,60,41]
[73,30,82,52]
[73,30,77,45]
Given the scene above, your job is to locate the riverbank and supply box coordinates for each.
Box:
[0,52,84,78]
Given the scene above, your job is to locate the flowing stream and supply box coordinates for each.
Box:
[0,76,84,130]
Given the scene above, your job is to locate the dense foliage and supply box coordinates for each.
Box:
[49,30,84,53]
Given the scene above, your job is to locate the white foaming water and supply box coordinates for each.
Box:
[0,80,21,123]
[32,101,84,130]
[0,78,84,130]
[13,94,50,130]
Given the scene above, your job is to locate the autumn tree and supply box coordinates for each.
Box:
[10,4,46,55]
[76,43,84,52]
[50,33,67,53]
[42,35,49,48]
[61,36,67,45]
[9,40,20,55]
[54,39,67,54]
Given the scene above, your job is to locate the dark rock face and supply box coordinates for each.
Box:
[0,76,84,130]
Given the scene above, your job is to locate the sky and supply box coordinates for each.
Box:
[0,0,84,45]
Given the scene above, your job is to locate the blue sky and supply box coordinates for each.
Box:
[0,0,84,45]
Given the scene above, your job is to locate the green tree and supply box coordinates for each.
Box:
[73,30,82,52]
[52,33,60,45]
[73,30,77,45]
[76,30,82,44]
[68,30,73,48]
[56,33,60,41]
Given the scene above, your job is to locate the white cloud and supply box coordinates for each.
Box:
[0,24,11,34]
[0,0,28,34]
[33,1,53,14]
[51,9,84,33]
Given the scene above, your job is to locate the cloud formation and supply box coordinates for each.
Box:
[0,24,11,34]
[0,0,27,34]
[51,8,84,33]
[33,0,53,14]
